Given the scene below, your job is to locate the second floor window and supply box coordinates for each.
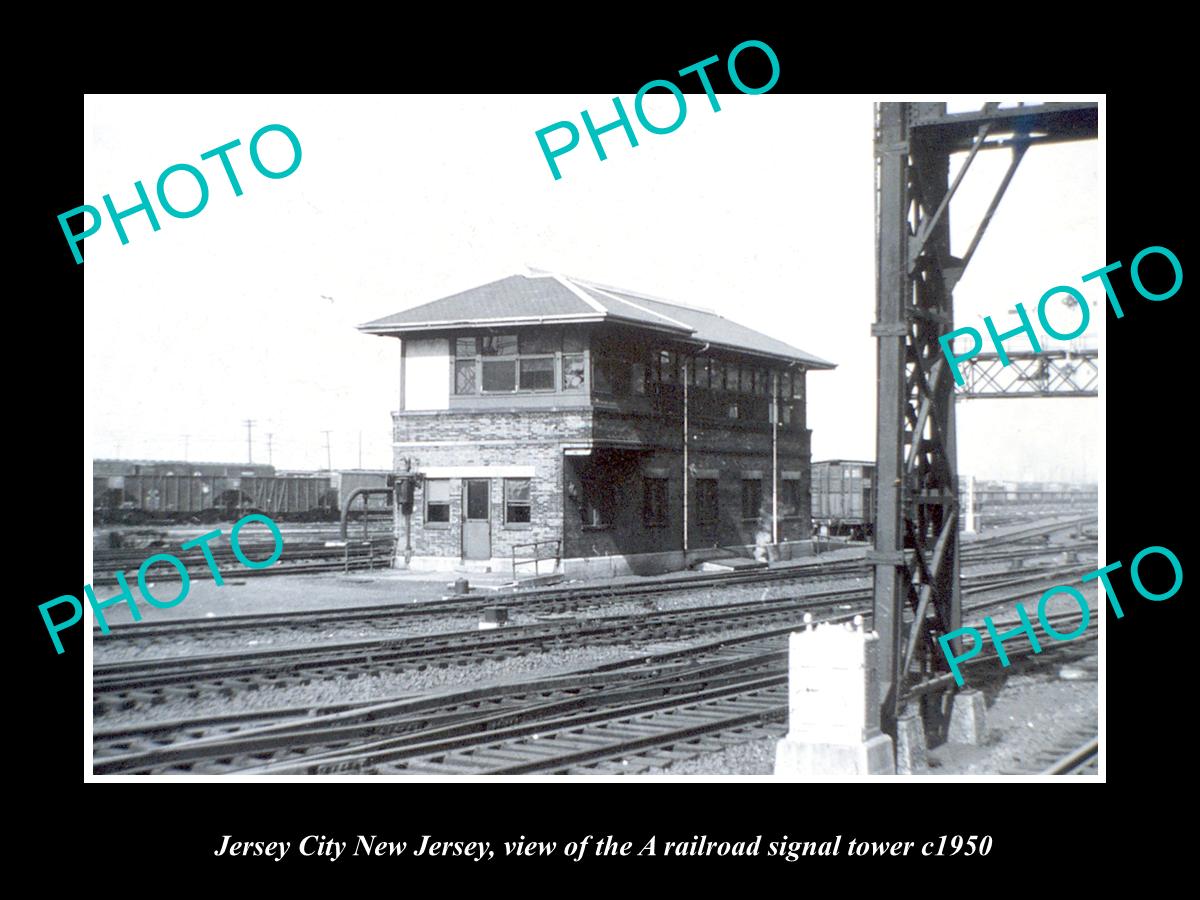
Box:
[454,331,583,395]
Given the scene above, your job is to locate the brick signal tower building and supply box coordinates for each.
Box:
[359,272,834,577]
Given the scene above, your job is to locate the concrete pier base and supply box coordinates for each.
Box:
[775,732,895,777]
[948,689,988,744]
[774,619,895,777]
[894,709,928,774]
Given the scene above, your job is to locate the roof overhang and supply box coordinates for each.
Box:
[359,317,835,369]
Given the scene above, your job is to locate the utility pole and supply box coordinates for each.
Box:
[266,433,274,466]
[358,430,363,469]
[322,430,333,472]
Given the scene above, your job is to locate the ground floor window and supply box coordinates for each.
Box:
[643,477,668,527]
[781,478,803,518]
[695,478,719,526]
[579,475,615,527]
[504,478,531,524]
[426,479,450,523]
[741,478,763,521]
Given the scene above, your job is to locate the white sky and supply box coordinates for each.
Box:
[83,94,1100,482]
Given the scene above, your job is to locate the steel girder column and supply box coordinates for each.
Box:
[872,103,962,735]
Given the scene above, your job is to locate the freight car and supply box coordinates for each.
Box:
[810,459,875,540]
[92,459,391,524]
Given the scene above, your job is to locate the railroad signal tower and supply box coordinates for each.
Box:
[871,101,1099,738]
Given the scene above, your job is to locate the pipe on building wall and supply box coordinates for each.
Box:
[682,356,689,553]
[772,370,779,546]
[682,343,708,557]
[399,339,407,412]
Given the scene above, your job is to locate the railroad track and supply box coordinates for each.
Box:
[94,578,1095,774]
[94,541,1096,654]
[91,587,878,712]
[92,538,397,585]
[1039,737,1099,775]
[89,514,1093,591]
[92,557,878,649]
[92,567,1082,715]
[113,614,1092,777]
[94,640,790,773]
[996,731,1099,776]
[272,610,1096,778]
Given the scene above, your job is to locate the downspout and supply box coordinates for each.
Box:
[682,354,689,555]
[684,343,710,558]
[772,369,779,546]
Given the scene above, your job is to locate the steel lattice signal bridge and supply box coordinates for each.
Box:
[871,101,1099,740]
[955,349,1098,399]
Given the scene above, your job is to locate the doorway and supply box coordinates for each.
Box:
[463,479,491,560]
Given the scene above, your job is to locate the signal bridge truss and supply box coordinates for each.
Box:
[955,349,1098,399]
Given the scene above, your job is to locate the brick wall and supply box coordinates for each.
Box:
[392,388,814,566]
[395,408,589,564]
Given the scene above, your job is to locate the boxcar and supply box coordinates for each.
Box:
[93,459,338,523]
[810,459,875,540]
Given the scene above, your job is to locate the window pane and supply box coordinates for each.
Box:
[792,373,804,399]
[592,356,611,393]
[426,479,450,524]
[454,359,476,394]
[581,475,615,526]
[742,479,762,519]
[780,371,791,399]
[757,369,770,396]
[480,334,518,356]
[505,479,532,525]
[741,366,754,394]
[519,357,555,390]
[505,478,530,502]
[696,478,718,525]
[466,481,489,519]
[631,363,646,395]
[643,477,668,527]
[482,360,517,391]
[519,330,558,354]
[659,350,675,383]
[562,354,585,391]
[782,479,801,517]
[455,337,477,358]
[562,331,586,353]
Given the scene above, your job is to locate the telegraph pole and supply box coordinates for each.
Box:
[358,430,363,469]
[322,430,333,472]
[244,419,256,464]
[266,433,274,465]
